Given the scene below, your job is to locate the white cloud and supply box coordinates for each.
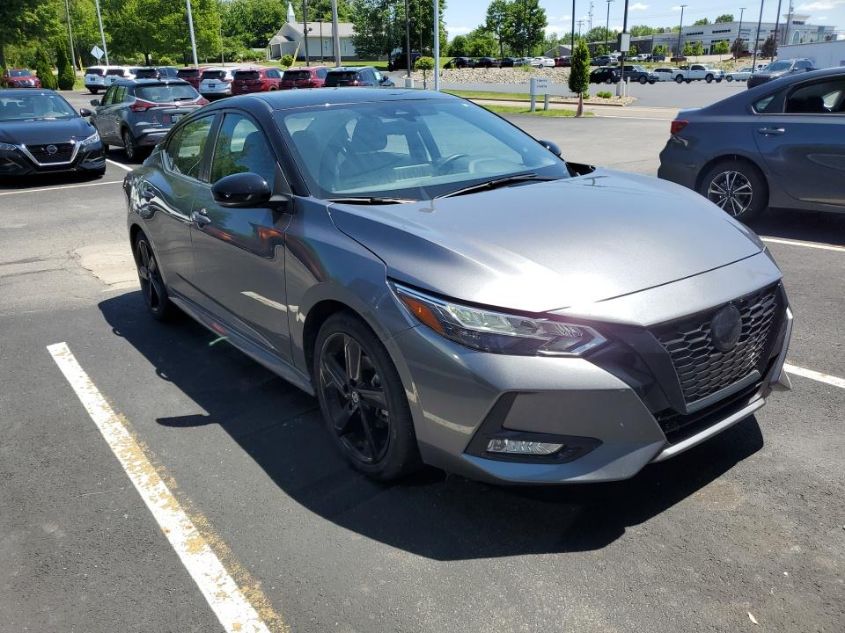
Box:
[671,5,683,11]
[448,25,472,38]
[796,0,844,8]
[817,15,829,19]
[630,3,649,10]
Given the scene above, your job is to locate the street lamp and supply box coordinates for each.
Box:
[186,0,198,67]
[571,0,576,52]
[302,0,310,64]
[677,4,687,58]
[772,0,783,58]
[752,0,764,70]
[94,0,109,65]
[605,0,613,52]
[737,7,746,58]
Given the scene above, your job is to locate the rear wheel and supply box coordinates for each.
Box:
[314,313,421,481]
[675,75,684,83]
[699,159,768,223]
[90,87,99,95]
[726,76,734,82]
[705,74,714,83]
[123,129,139,162]
[133,232,175,321]
[638,76,647,84]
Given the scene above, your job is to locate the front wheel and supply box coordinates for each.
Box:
[314,313,421,481]
[726,76,734,82]
[638,76,647,84]
[675,75,684,83]
[705,74,714,83]
[699,159,768,223]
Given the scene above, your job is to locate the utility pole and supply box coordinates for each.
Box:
[605,0,613,52]
[571,0,576,52]
[772,0,783,58]
[577,19,584,36]
[618,0,630,94]
[302,0,310,64]
[433,0,440,91]
[784,1,794,46]
[186,0,198,67]
[676,4,687,57]
[94,0,109,65]
[588,1,595,32]
[331,0,341,66]
[751,0,764,71]
[737,7,746,58]
[319,20,323,62]
[63,0,77,71]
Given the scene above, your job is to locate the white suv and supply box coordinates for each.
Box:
[199,68,238,98]
[85,66,122,94]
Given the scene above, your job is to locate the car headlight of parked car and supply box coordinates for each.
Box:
[392,283,606,356]
[0,142,18,151]
[77,131,100,148]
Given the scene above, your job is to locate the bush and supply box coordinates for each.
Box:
[56,45,75,90]
[568,40,590,116]
[596,90,613,99]
[34,48,58,90]
[157,55,176,65]
[280,54,294,68]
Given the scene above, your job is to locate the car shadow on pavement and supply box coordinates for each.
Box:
[100,292,764,560]
[752,208,845,246]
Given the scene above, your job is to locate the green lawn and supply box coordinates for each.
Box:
[445,89,533,101]
[480,104,590,117]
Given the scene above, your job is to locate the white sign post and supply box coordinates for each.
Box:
[90,45,104,61]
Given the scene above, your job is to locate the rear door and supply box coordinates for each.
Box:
[753,75,845,208]
[188,110,293,358]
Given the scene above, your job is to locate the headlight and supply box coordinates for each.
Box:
[392,283,606,356]
[0,142,17,151]
[78,131,100,147]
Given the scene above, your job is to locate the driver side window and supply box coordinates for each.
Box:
[164,115,215,179]
[210,113,277,186]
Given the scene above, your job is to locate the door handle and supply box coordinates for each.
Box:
[758,127,786,136]
[191,209,211,227]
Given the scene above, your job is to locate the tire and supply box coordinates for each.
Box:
[698,159,768,223]
[716,77,723,83]
[726,76,734,82]
[90,87,99,95]
[122,128,139,162]
[705,74,714,83]
[604,77,612,84]
[649,79,656,84]
[685,79,692,84]
[638,76,647,84]
[675,75,684,83]
[313,312,421,481]
[133,232,176,321]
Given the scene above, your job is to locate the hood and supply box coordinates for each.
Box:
[0,117,93,145]
[328,170,763,313]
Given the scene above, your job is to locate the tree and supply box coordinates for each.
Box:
[713,40,729,59]
[34,48,57,89]
[0,0,62,68]
[449,35,468,57]
[761,34,777,58]
[56,43,75,90]
[465,27,498,57]
[584,26,612,44]
[223,0,287,49]
[503,0,547,57]
[730,38,746,58]
[415,55,434,88]
[568,39,590,117]
[630,25,656,37]
[715,14,734,23]
[629,43,638,55]
[350,0,446,59]
[485,0,510,58]
[693,18,710,26]
[280,53,294,67]
[683,41,704,56]
[652,43,668,56]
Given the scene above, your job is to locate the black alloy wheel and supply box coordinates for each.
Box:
[314,313,420,481]
[639,76,647,84]
[134,234,173,320]
[123,129,138,162]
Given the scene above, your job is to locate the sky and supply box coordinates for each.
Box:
[444,0,845,40]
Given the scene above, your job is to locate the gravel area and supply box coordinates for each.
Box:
[411,66,571,86]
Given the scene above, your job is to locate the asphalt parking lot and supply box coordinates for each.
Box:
[1,99,843,633]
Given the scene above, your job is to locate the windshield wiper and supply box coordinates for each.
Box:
[327,196,417,205]
[436,173,556,199]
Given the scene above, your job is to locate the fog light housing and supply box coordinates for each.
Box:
[486,438,564,455]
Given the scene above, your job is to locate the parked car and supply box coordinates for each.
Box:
[592,55,612,67]
[444,57,474,69]
[134,67,179,80]
[176,66,211,90]
[0,89,105,177]
[89,79,206,161]
[124,88,792,484]
[725,67,754,82]
[512,57,531,66]
[590,67,621,84]
[279,66,328,90]
[674,64,725,83]
[1,68,41,88]
[499,57,516,67]
[105,67,139,87]
[388,50,421,71]
[475,57,500,69]
[324,67,394,87]
[659,67,845,222]
[653,67,681,82]
[85,65,121,94]
[620,65,658,84]
[555,56,571,67]
[199,68,238,98]
[747,58,817,89]
[670,55,688,63]
[231,67,283,94]
[649,53,667,62]
[529,57,555,68]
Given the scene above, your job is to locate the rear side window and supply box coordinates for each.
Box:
[785,78,845,114]
[267,69,281,79]
[317,68,327,79]
[165,116,215,179]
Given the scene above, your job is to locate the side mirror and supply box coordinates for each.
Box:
[90,99,101,106]
[212,172,273,208]
[79,107,93,117]
[538,139,562,157]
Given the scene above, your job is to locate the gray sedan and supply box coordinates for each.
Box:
[124,88,792,485]
[658,67,845,222]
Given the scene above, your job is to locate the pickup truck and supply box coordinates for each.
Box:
[672,64,725,83]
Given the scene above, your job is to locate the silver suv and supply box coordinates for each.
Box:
[89,79,206,161]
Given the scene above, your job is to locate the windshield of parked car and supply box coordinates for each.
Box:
[0,94,77,121]
[10,70,33,77]
[276,98,568,201]
[768,61,792,72]
[136,84,200,102]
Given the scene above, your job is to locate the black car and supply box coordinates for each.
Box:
[747,58,816,89]
[387,50,421,72]
[620,65,658,84]
[592,55,612,67]
[499,57,516,67]
[649,53,666,62]
[475,57,499,69]
[658,67,845,221]
[444,57,474,69]
[324,67,394,88]
[0,89,105,178]
[590,67,621,84]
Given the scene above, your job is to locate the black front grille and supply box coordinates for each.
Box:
[27,143,75,164]
[652,285,781,405]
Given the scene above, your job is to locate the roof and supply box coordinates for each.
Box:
[0,88,57,96]
[217,88,453,112]
[285,21,354,37]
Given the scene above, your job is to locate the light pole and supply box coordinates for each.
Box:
[319,20,323,61]
[302,0,310,64]
[186,0,198,67]
[63,0,77,71]
[571,0,576,52]
[751,0,764,70]
[405,0,412,77]
[676,4,687,58]
[433,0,440,91]
[772,0,783,58]
[331,0,341,66]
[737,7,746,58]
[94,0,109,65]
[618,0,630,95]
[605,0,613,52]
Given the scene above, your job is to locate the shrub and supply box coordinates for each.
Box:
[596,90,612,99]
[34,48,58,90]
[416,56,435,88]
[568,40,590,117]
[56,45,75,90]
[157,55,176,65]
[280,54,294,67]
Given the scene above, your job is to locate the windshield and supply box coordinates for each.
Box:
[276,99,568,200]
[0,94,78,121]
[136,84,200,102]
[10,70,33,77]
[768,61,792,72]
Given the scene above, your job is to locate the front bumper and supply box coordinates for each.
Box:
[0,143,106,176]
[386,253,791,484]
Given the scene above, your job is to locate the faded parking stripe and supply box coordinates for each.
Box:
[784,363,845,389]
[47,342,283,633]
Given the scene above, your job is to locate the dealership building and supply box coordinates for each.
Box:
[631,15,837,55]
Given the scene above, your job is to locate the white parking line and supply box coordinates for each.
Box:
[107,158,133,172]
[0,180,121,197]
[784,363,845,389]
[762,237,845,253]
[47,342,277,633]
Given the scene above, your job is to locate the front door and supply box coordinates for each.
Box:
[753,75,845,208]
[188,111,293,359]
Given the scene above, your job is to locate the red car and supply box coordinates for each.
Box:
[280,66,329,89]
[2,68,41,88]
[176,66,212,90]
[231,67,283,94]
